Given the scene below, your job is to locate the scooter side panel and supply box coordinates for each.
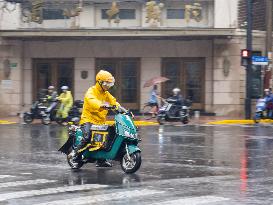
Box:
[75,129,83,146]
[83,135,123,160]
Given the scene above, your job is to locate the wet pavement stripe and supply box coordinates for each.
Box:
[151,195,230,205]
[34,189,164,205]
[0,179,57,188]
[0,184,108,201]
[0,175,16,179]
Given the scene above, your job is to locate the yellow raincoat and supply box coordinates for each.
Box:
[57,91,73,118]
[80,83,119,125]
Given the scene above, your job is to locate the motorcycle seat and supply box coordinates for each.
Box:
[90,124,109,131]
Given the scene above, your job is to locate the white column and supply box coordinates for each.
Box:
[140,58,161,108]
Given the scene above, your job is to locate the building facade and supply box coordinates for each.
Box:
[0,0,270,116]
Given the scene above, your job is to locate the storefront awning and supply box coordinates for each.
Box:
[0,28,237,40]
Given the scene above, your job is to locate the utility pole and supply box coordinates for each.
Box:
[265,0,273,89]
[245,0,253,119]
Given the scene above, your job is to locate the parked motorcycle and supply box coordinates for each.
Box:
[59,106,142,174]
[23,98,48,124]
[157,98,191,125]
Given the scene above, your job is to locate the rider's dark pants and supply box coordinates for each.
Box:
[74,122,92,153]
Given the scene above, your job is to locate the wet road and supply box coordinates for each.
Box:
[0,123,273,204]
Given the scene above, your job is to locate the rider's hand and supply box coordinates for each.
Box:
[130,111,135,119]
[100,103,110,109]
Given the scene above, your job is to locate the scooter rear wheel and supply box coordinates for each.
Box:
[55,118,63,125]
[23,114,33,124]
[120,151,141,174]
[142,104,156,120]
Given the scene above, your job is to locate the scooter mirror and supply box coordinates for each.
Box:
[71,117,80,125]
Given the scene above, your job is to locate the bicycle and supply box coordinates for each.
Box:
[141,97,166,120]
[141,102,158,120]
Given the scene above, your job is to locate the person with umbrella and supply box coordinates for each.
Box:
[147,84,160,118]
[142,76,169,119]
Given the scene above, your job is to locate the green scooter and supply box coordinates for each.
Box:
[59,106,141,174]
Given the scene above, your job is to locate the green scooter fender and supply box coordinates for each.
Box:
[127,144,141,154]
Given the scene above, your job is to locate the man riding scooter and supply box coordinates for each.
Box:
[43,86,59,122]
[264,88,273,119]
[157,87,191,124]
[168,88,184,116]
[47,86,58,101]
[69,70,120,167]
[46,86,58,111]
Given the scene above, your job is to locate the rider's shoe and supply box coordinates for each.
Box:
[68,150,75,159]
[96,159,112,167]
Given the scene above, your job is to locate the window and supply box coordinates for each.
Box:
[167,9,185,19]
[43,9,67,20]
[96,58,140,110]
[101,9,136,20]
[162,58,205,109]
[33,59,74,100]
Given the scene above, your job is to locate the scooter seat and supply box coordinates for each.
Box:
[90,124,109,131]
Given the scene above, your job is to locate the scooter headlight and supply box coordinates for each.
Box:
[124,130,138,139]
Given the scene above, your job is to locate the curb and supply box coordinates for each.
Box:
[0,120,17,125]
[207,119,273,125]
[0,120,158,126]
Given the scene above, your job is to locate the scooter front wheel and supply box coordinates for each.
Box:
[181,117,189,124]
[67,150,84,170]
[157,116,165,125]
[120,151,141,174]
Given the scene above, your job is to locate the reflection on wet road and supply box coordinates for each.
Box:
[0,124,273,204]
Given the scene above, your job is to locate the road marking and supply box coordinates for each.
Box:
[0,175,16,179]
[0,184,108,201]
[20,173,33,175]
[151,196,230,205]
[0,179,57,188]
[35,189,164,205]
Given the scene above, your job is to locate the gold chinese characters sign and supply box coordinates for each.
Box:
[63,0,83,18]
[145,0,164,26]
[185,2,202,23]
[31,0,44,24]
[106,1,120,23]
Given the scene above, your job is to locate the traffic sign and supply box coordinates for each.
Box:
[252,56,268,65]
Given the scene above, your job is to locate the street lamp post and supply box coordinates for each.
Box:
[245,0,253,119]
